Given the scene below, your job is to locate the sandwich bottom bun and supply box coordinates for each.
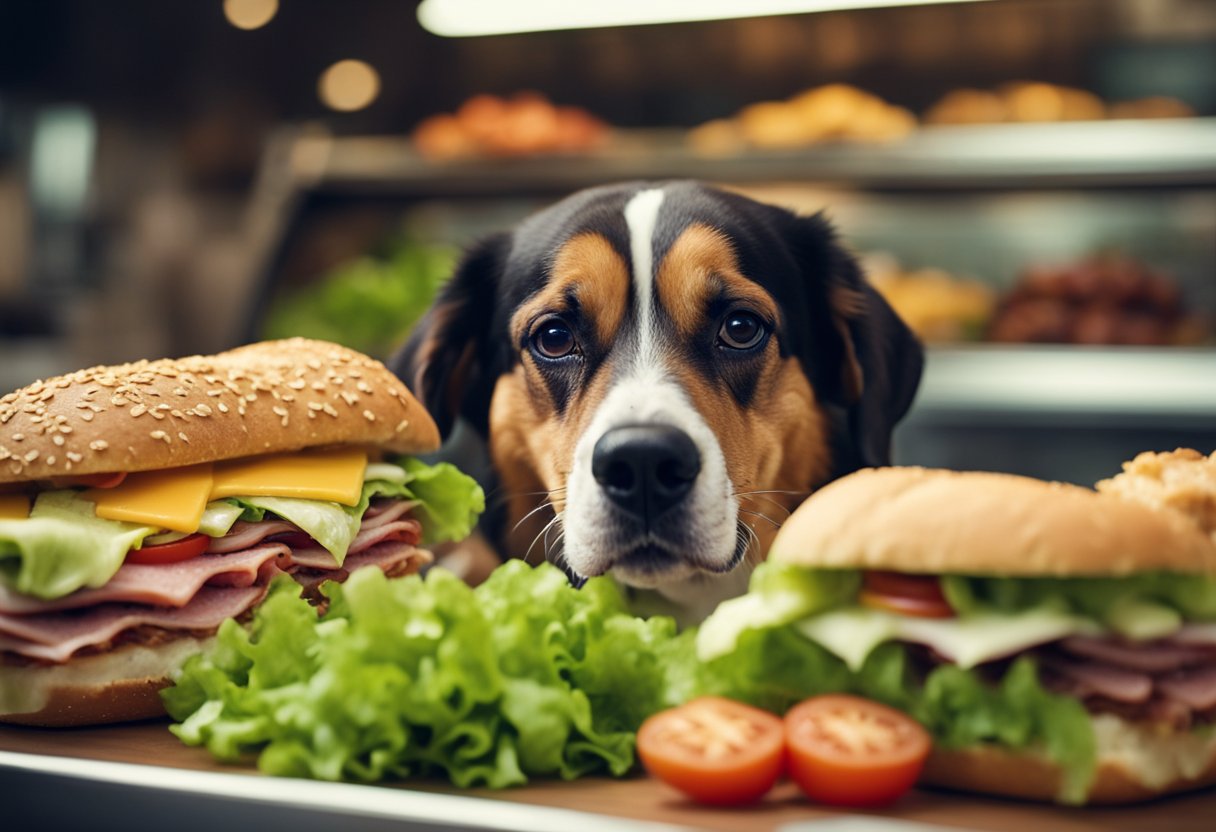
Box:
[0,636,212,728]
[920,714,1216,804]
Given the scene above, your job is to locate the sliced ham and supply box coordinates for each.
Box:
[206,520,298,553]
[0,585,268,663]
[1037,656,1154,704]
[0,544,290,615]
[1058,635,1216,674]
[1157,666,1216,712]
[360,499,419,530]
[288,519,422,570]
[289,539,431,593]
[1173,622,1216,646]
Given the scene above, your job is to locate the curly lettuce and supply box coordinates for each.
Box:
[165,562,683,788]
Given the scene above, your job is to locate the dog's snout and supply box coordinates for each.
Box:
[591,424,701,523]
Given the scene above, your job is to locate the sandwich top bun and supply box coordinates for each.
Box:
[770,466,1216,576]
[0,338,440,485]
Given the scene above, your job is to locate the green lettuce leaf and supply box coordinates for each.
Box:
[695,562,860,660]
[694,623,1096,804]
[941,573,1216,637]
[0,491,155,599]
[166,561,678,787]
[396,457,484,546]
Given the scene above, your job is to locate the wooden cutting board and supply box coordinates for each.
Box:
[1,721,1212,832]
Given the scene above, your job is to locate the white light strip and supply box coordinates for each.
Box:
[0,750,695,832]
[417,0,994,37]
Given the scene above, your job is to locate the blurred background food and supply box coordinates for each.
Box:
[1,0,1215,484]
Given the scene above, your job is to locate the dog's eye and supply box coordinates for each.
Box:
[532,319,578,359]
[718,311,767,350]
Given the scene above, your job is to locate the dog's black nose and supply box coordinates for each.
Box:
[591,424,701,523]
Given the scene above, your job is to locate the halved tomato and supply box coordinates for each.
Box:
[860,570,953,618]
[637,696,785,805]
[126,533,210,564]
[785,694,930,807]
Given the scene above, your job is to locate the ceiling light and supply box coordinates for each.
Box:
[318,60,382,113]
[223,0,278,31]
[418,0,994,37]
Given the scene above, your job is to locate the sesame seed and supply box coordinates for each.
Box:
[149,430,169,443]
[288,379,306,390]
[310,382,326,391]
[24,450,39,462]
[0,448,8,461]
[307,410,317,419]
[170,409,184,419]
[90,440,109,451]
[307,402,324,411]
[8,461,21,475]
[245,394,257,402]
[307,359,322,370]
[321,403,338,418]
[178,432,190,443]
[81,410,95,421]
[195,403,212,416]
[207,389,224,397]
[150,410,165,420]
[111,396,128,407]
[173,387,188,397]
[66,451,82,463]
[362,410,376,422]
[395,419,409,433]
[46,455,56,466]
[340,391,359,406]
[217,402,229,413]
[52,435,65,446]
[130,404,148,418]
[281,394,294,403]
[355,381,372,394]
[238,405,247,416]
[272,406,288,417]
[12,434,23,442]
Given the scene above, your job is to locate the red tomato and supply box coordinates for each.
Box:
[860,571,953,618]
[127,533,210,564]
[49,472,128,489]
[785,694,931,807]
[637,696,785,805]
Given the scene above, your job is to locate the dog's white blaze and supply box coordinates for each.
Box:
[623,188,665,374]
[561,185,742,612]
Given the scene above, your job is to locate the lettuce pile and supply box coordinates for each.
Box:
[164,562,689,787]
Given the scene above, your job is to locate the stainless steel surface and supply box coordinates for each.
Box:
[0,750,702,832]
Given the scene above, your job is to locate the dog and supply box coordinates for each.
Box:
[394,181,923,623]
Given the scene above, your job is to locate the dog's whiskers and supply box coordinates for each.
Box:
[737,507,783,528]
[524,511,565,566]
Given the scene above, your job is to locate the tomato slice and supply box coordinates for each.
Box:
[126,533,210,564]
[860,571,954,618]
[637,696,785,805]
[785,694,931,807]
[49,472,128,489]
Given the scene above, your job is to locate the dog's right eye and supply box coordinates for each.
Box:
[532,319,578,359]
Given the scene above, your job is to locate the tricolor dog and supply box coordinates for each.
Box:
[395,181,923,622]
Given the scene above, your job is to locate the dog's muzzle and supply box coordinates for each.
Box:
[591,423,701,526]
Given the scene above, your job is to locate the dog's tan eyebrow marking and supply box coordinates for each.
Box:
[510,232,629,348]
[655,224,779,340]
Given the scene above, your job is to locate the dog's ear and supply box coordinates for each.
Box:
[791,213,924,470]
[390,233,511,439]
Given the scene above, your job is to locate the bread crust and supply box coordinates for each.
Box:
[0,636,212,727]
[770,466,1216,575]
[921,741,1216,805]
[0,338,440,485]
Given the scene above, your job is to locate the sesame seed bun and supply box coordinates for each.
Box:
[770,466,1216,576]
[0,338,441,484]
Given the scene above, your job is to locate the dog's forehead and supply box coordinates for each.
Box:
[503,182,795,303]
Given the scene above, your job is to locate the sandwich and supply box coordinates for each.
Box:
[695,460,1216,804]
[0,338,483,727]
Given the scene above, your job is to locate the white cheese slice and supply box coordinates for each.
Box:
[796,606,1101,671]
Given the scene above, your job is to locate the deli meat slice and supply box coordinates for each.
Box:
[1157,666,1216,712]
[1058,635,1216,673]
[207,520,298,553]
[1038,657,1154,703]
[291,540,432,597]
[0,544,290,615]
[0,584,268,663]
[360,499,418,531]
[289,519,423,570]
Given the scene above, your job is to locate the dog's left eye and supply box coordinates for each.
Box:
[532,319,578,359]
[718,310,767,350]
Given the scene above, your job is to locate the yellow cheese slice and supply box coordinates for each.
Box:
[210,448,368,506]
[88,463,215,533]
[0,494,31,520]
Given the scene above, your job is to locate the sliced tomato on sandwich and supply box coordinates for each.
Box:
[126,533,210,564]
[860,570,954,618]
